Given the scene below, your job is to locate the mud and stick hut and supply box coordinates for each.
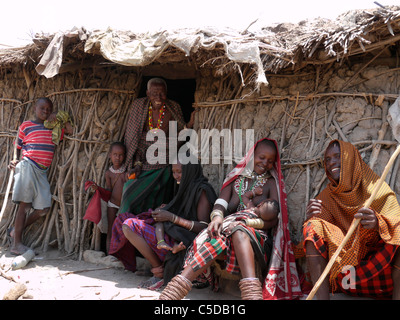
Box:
[1,6,400,260]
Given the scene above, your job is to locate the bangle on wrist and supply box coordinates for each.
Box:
[245,218,264,229]
[210,209,224,221]
[189,221,194,231]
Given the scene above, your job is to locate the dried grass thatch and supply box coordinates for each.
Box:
[1,6,399,82]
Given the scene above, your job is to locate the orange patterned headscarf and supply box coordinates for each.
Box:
[307,140,400,280]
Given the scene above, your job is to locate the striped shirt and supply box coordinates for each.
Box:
[17,120,63,168]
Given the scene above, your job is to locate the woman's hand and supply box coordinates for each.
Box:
[225,221,244,236]
[207,216,223,238]
[152,209,174,222]
[306,199,322,219]
[354,207,379,230]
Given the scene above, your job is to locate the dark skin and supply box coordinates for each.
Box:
[104,144,127,253]
[179,142,279,282]
[122,163,211,274]
[306,142,400,299]
[128,82,196,179]
[8,100,72,255]
[225,200,279,237]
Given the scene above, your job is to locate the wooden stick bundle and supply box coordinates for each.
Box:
[306,143,400,300]
[0,136,17,221]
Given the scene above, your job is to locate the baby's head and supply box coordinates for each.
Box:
[255,199,279,220]
[109,142,126,168]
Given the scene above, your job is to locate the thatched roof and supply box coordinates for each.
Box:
[1,5,400,85]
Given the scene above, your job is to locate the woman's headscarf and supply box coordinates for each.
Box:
[308,139,400,280]
[223,137,303,300]
[162,162,217,283]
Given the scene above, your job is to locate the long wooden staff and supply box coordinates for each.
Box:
[0,137,18,221]
[306,143,400,300]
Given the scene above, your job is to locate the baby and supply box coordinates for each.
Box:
[253,198,280,222]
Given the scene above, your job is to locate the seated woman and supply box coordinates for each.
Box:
[304,140,400,300]
[109,161,216,290]
[159,138,303,300]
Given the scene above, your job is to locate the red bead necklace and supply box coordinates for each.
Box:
[148,103,166,131]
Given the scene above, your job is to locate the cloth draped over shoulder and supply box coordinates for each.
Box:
[118,166,174,215]
[304,140,400,286]
[228,138,303,300]
[124,96,185,172]
[162,163,217,248]
[162,163,217,284]
[186,138,303,300]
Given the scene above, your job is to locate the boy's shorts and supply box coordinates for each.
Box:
[12,158,51,210]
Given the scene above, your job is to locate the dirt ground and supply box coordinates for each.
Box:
[0,246,239,301]
[0,246,371,301]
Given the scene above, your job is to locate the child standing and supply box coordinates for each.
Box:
[8,97,72,255]
[105,142,127,252]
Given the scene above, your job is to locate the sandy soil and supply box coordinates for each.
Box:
[0,246,239,301]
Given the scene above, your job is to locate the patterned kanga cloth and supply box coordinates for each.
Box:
[185,209,269,275]
[303,139,400,294]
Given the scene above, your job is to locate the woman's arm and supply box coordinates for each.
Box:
[207,182,234,237]
[156,190,212,234]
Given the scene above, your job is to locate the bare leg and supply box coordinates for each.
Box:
[11,203,48,255]
[231,230,256,278]
[122,224,162,268]
[159,259,215,300]
[231,230,264,299]
[181,259,215,282]
[155,222,172,251]
[392,249,400,300]
[305,240,330,300]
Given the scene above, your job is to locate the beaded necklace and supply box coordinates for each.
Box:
[234,171,271,210]
[109,166,126,174]
[148,103,166,131]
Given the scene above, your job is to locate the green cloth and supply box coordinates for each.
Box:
[118,167,174,216]
[44,111,72,145]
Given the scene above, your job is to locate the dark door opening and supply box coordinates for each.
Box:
[139,76,196,124]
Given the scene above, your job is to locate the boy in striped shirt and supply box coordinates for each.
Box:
[8,97,72,255]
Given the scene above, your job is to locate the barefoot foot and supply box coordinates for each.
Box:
[172,242,186,254]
